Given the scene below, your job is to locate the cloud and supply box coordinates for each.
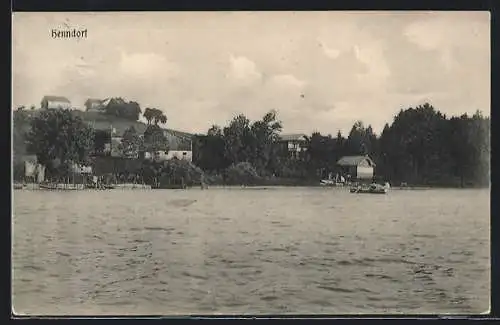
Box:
[119,51,179,80]
[377,12,490,118]
[403,12,489,52]
[227,55,262,86]
[12,11,490,135]
[319,42,341,59]
[269,74,306,89]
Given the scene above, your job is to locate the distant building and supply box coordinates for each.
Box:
[140,130,193,163]
[278,133,308,159]
[142,150,192,162]
[84,98,108,112]
[337,155,376,181]
[41,95,71,110]
[162,129,193,162]
[150,150,168,161]
[87,118,194,162]
[163,129,193,150]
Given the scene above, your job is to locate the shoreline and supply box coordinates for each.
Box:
[200,184,489,190]
[13,182,489,191]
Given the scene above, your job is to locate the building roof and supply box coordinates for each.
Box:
[85,98,104,104]
[21,154,37,163]
[164,128,194,139]
[337,155,376,167]
[88,121,192,143]
[101,98,111,106]
[85,98,110,103]
[42,95,71,103]
[279,133,308,142]
[99,122,148,136]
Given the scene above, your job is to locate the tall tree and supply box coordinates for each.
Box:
[223,114,252,165]
[156,113,167,126]
[193,125,229,172]
[143,108,168,126]
[143,108,154,125]
[104,97,142,121]
[25,109,95,178]
[249,110,283,174]
[93,129,111,156]
[118,126,143,158]
[143,125,169,152]
[346,120,369,156]
[207,125,223,137]
[305,132,339,178]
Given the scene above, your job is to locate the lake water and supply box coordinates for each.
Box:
[12,187,490,315]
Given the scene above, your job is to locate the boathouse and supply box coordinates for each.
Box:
[337,155,376,181]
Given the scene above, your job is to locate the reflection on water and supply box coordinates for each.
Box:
[12,187,490,315]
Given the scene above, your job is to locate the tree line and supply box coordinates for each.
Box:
[101,98,142,121]
[14,102,490,188]
[191,103,490,187]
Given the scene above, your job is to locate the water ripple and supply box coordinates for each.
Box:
[12,188,490,315]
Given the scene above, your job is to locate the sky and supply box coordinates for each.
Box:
[12,11,490,135]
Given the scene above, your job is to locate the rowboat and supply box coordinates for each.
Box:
[350,182,390,194]
[350,187,388,194]
[320,179,345,187]
[39,183,85,190]
[84,183,115,190]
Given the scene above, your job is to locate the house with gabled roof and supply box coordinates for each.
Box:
[278,133,308,159]
[84,98,109,112]
[337,155,376,181]
[41,95,71,110]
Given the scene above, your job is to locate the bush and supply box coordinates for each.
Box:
[202,172,224,186]
[225,162,261,185]
[157,159,204,187]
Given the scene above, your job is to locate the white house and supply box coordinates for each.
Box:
[146,129,194,162]
[144,150,193,162]
[41,95,71,110]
